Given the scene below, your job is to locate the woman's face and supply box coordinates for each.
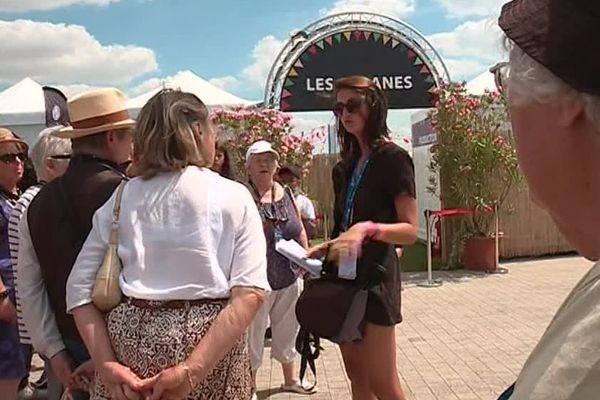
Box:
[0,143,24,190]
[248,153,277,181]
[335,88,370,136]
[213,149,225,171]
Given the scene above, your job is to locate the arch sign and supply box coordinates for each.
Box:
[265,13,450,112]
[282,30,435,111]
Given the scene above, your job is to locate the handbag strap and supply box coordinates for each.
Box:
[108,181,126,246]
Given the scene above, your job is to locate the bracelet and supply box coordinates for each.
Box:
[362,221,381,240]
[181,362,197,391]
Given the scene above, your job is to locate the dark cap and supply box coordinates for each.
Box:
[499,0,600,96]
[278,166,300,179]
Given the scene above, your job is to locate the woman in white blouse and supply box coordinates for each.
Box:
[66,89,269,400]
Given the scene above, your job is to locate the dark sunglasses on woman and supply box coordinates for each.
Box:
[0,153,26,164]
[333,97,365,117]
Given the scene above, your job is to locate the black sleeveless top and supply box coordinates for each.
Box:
[332,141,415,326]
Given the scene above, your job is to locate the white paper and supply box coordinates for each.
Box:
[275,239,322,277]
[338,253,357,280]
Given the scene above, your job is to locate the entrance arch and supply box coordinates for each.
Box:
[264,12,451,111]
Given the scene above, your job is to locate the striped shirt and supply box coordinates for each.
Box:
[8,184,43,345]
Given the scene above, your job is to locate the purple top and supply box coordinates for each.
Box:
[0,190,18,296]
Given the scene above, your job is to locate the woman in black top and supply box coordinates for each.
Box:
[315,76,417,399]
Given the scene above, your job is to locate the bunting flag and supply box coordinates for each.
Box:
[280,29,439,110]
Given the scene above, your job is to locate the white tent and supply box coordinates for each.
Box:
[0,78,50,143]
[127,70,253,118]
[465,69,496,95]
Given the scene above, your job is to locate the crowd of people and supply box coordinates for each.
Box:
[1,1,600,399]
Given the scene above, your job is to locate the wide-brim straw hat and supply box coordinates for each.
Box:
[56,88,135,139]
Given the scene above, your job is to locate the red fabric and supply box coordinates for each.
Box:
[430,207,493,218]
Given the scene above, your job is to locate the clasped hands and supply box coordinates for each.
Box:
[70,360,203,400]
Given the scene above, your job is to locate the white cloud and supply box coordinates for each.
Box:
[427,18,504,80]
[434,0,505,19]
[54,84,101,98]
[321,0,415,19]
[0,0,118,12]
[0,19,158,86]
[209,35,285,95]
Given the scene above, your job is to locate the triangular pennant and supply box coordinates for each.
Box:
[309,45,318,55]
[334,33,343,43]
[343,31,352,41]
[364,31,372,40]
[301,52,311,62]
[325,36,333,46]
[407,49,417,61]
[425,75,435,83]
[281,100,290,111]
[391,39,400,48]
[294,59,304,68]
[373,32,382,42]
[289,68,298,77]
[316,40,325,50]
[281,89,292,99]
[414,57,424,66]
[420,65,430,75]
[382,35,391,45]
[399,43,408,52]
[353,31,363,40]
[284,79,294,87]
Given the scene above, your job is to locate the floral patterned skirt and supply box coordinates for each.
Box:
[92,299,252,400]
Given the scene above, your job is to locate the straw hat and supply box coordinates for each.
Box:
[0,128,28,153]
[56,88,135,139]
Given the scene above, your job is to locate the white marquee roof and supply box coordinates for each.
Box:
[127,70,253,116]
[0,78,46,126]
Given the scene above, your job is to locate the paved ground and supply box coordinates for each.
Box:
[255,256,593,400]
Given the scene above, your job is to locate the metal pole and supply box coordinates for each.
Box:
[494,203,499,270]
[418,210,442,287]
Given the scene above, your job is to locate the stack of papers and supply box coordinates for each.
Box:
[275,239,322,277]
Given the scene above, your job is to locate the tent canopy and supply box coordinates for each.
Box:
[465,69,496,95]
[127,70,253,116]
[0,78,46,126]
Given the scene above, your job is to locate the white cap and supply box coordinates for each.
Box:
[245,140,280,164]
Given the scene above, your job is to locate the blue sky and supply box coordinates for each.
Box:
[0,0,506,138]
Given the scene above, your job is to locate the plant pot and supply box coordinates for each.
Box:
[463,237,497,272]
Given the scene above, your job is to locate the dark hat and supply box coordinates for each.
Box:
[278,166,300,179]
[499,0,600,96]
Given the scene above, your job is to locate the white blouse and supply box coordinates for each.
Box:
[66,166,269,312]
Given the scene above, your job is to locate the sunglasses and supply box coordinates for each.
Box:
[49,154,72,161]
[333,97,365,117]
[490,62,509,95]
[0,153,26,164]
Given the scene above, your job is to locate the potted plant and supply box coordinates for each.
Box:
[211,107,325,178]
[427,83,521,271]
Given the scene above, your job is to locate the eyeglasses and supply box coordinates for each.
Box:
[49,154,72,161]
[0,153,26,164]
[490,62,509,95]
[333,97,365,117]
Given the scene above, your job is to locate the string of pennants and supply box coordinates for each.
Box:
[281,29,437,108]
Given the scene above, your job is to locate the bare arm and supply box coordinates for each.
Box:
[72,304,117,366]
[372,195,418,246]
[185,287,265,383]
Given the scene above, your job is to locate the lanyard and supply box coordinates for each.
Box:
[342,158,370,230]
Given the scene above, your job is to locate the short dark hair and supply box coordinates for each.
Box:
[71,130,129,154]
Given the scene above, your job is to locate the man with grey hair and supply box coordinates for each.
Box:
[8,126,70,400]
[495,1,600,399]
